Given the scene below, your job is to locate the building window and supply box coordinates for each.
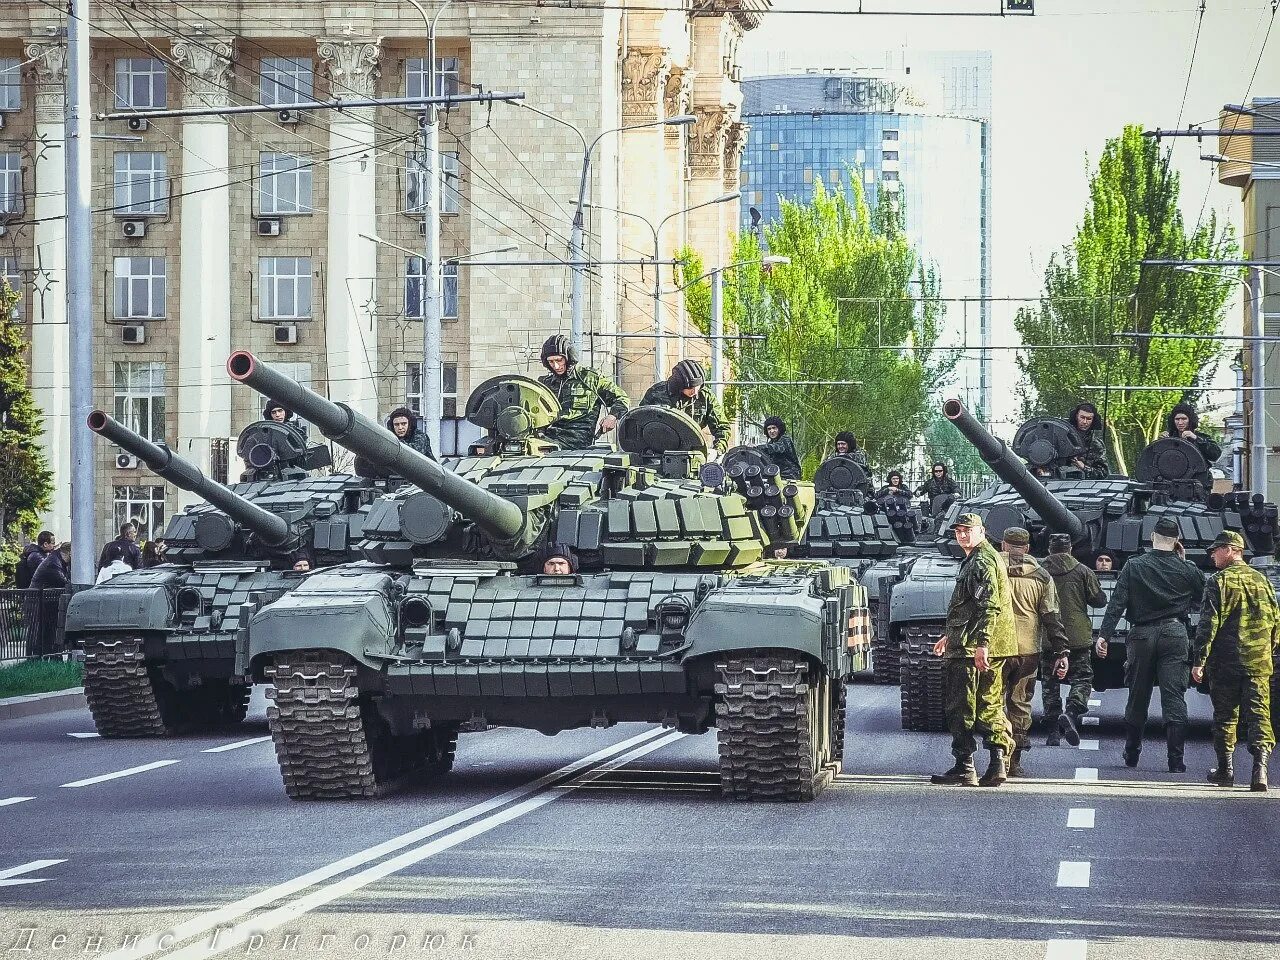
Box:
[404,258,458,319]
[442,151,460,214]
[1,256,20,317]
[882,151,899,161]
[405,150,460,215]
[114,58,167,109]
[260,56,314,107]
[114,485,165,541]
[883,130,899,142]
[113,257,166,319]
[113,361,166,442]
[405,361,459,419]
[258,153,313,214]
[0,153,23,216]
[0,57,20,111]
[259,256,312,319]
[113,152,168,216]
[406,56,460,100]
[882,171,899,182]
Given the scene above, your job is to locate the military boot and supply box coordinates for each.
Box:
[930,755,978,786]
[1007,748,1028,779]
[1251,747,1271,793]
[1123,725,1142,768]
[1058,712,1082,748]
[1166,723,1187,774]
[978,747,1008,787]
[1045,717,1061,747]
[1207,737,1234,787]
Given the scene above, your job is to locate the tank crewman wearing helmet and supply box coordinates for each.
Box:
[1068,403,1109,479]
[263,400,306,443]
[757,416,802,480]
[538,335,629,451]
[1193,530,1280,791]
[1042,533,1107,747]
[538,543,580,575]
[828,431,874,496]
[915,462,959,499]
[877,470,910,500]
[1167,403,1222,467]
[386,406,436,460]
[929,513,1017,788]
[640,360,731,454]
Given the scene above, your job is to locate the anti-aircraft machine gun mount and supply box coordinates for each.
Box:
[226,351,870,802]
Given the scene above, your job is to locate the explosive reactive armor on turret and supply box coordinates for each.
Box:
[63,412,385,737]
[227,351,870,801]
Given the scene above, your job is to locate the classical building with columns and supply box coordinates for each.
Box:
[0,1,764,542]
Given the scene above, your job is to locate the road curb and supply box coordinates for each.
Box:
[0,687,87,720]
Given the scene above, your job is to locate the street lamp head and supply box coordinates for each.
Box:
[763,255,791,266]
[664,114,696,126]
[714,191,742,204]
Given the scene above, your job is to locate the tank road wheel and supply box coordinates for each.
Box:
[83,638,183,737]
[716,657,834,802]
[265,651,436,800]
[899,624,948,732]
[430,726,460,775]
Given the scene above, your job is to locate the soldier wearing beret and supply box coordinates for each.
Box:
[1041,532,1107,746]
[1098,516,1205,772]
[1192,530,1280,791]
[930,513,1017,787]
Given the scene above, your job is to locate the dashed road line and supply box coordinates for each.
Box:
[1045,939,1088,960]
[1078,739,1099,751]
[0,859,66,887]
[0,797,34,808]
[201,737,272,754]
[61,760,180,788]
[1088,699,1102,708]
[1074,767,1099,782]
[1081,716,1100,726]
[1056,860,1091,888]
[1066,807,1095,829]
[67,732,100,739]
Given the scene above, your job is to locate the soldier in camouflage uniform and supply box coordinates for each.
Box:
[640,360,731,454]
[1042,532,1107,746]
[1192,530,1280,791]
[538,335,630,451]
[930,513,1017,788]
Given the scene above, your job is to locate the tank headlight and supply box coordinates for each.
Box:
[400,596,434,629]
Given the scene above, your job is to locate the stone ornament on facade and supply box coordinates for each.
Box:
[663,66,695,138]
[723,120,749,190]
[318,37,382,107]
[689,106,732,177]
[24,39,67,126]
[172,37,235,110]
[621,47,672,123]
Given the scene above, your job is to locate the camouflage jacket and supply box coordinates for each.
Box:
[1042,553,1107,650]
[1005,555,1070,658]
[1075,430,1110,480]
[757,435,802,479]
[944,539,1016,659]
[1194,560,1280,672]
[639,382,731,453]
[539,365,629,451]
[914,475,959,499]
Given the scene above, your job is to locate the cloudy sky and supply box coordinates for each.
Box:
[739,0,1280,427]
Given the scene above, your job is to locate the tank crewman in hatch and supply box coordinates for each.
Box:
[640,360,731,454]
[1166,403,1222,467]
[756,416,802,479]
[1193,530,1280,791]
[386,406,436,461]
[1042,533,1107,747]
[1067,402,1109,479]
[915,462,959,499]
[538,335,629,451]
[929,513,1017,788]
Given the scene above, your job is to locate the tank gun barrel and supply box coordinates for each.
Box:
[227,351,526,543]
[943,399,1085,541]
[87,410,291,547]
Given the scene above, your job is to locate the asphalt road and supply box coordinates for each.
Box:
[1,682,1276,960]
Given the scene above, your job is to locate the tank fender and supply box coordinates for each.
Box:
[64,581,176,637]
[683,588,827,662]
[248,570,397,671]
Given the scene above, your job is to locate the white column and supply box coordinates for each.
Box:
[172,38,234,509]
[25,40,69,530]
[318,38,380,420]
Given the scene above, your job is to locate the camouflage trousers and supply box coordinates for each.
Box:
[1207,662,1275,752]
[998,653,1040,750]
[1041,647,1094,720]
[944,656,1015,758]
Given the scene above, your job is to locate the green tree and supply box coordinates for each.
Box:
[1014,125,1238,474]
[683,174,954,478]
[0,281,53,584]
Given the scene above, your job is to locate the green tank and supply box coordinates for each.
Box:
[227,351,869,801]
[63,411,386,736]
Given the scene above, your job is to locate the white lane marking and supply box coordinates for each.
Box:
[1081,716,1100,726]
[201,737,271,754]
[67,732,101,739]
[0,859,66,887]
[1066,807,1095,829]
[0,797,35,808]
[1078,739,1099,751]
[1088,699,1102,707]
[1045,939,1088,960]
[1074,767,1099,782]
[160,731,685,960]
[101,726,670,960]
[60,760,180,788]
[1056,861,1091,888]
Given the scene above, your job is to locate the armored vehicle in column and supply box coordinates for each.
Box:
[64,412,385,737]
[892,399,1278,732]
[228,351,869,801]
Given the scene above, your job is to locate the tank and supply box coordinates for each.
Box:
[63,411,386,737]
[891,399,1279,732]
[227,351,869,801]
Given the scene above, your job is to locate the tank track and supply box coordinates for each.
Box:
[872,638,902,685]
[899,623,948,732]
[830,678,846,769]
[715,657,834,802]
[265,651,438,800]
[83,638,176,737]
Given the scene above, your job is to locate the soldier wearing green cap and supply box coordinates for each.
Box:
[1098,515,1205,772]
[1192,529,1280,791]
[930,513,1017,788]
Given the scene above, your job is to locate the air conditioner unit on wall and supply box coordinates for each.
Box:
[122,219,146,238]
[127,117,149,132]
[277,109,300,124]
[116,452,140,469]
[121,324,146,345]
[257,218,282,237]
[274,324,298,345]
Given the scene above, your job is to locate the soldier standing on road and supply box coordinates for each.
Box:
[538,335,629,451]
[1042,533,1107,747]
[1192,530,1280,791]
[999,527,1070,778]
[929,513,1017,788]
[1097,516,1205,772]
[640,360,731,454]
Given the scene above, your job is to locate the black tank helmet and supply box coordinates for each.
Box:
[540,334,578,371]
[1167,402,1200,436]
[763,415,786,435]
[262,400,294,422]
[834,430,857,450]
[669,359,705,392]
